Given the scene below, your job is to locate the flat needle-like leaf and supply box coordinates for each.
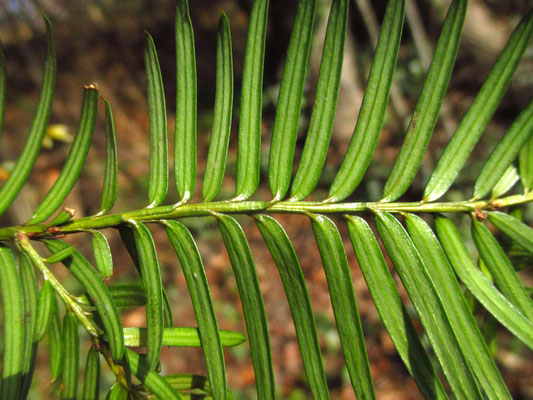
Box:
[424,9,533,202]
[145,32,168,207]
[164,220,227,400]
[29,85,98,224]
[0,245,24,399]
[346,216,448,400]
[99,100,118,214]
[255,215,328,398]
[327,0,405,203]
[0,15,56,216]
[290,0,348,201]
[404,214,511,400]
[235,0,269,200]
[519,134,533,192]
[268,0,317,201]
[435,216,533,349]
[375,211,482,399]
[488,211,533,255]
[175,0,197,203]
[309,214,375,399]
[128,221,164,371]
[202,13,234,202]
[474,98,533,199]
[215,213,274,399]
[471,218,533,320]
[382,0,466,202]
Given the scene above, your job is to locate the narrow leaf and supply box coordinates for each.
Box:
[118,226,174,327]
[45,239,125,361]
[164,374,212,394]
[34,279,55,342]
[488,211,533,255]
[49,207,76,226]
[491,165,519,199]
[175,0,197,202]
[234,0,269,200]
[108,283,146,307]
[128,221,163,371]
[202,12,234,202]
[19,253,39,399]
[0,245,24,399]
[164,220,227,400]
[290,0,348,201]
[123,327,245,347]
[424,9,533,201]
[375,211,482,399]
[434,215,533,348]
[474,98,533,199]
[327,0,405,202]
[78,283,147,309]
[82,345,100,400]
[48,293,62,381]
[269,0,317,200]
[472,218,533,320]
[519,134,533,191]
[91,230,114,279]
[215,213,275,399]
[44,244,75,264]
[382,0,467,202]
[125,348,182,400]
[0,15,56,216]
[100,100,118,214]
[309,214,375,399]
[61,311,79,400]
[404,213,511,400]
[105,382,128,400]
[145,31,168,207]
[346,216,448,400]
[255,215,329,398]
[29,85,98,224]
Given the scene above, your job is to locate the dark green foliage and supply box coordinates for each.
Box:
[0,0,532,398]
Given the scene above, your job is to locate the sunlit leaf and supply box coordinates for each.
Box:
[488,211,533,255]
[424,9,533,201]
[375,211,482,399]
[202,12,234,202]
[328,0,405,202]
[404,213,511,399]
[145,31,168,207]
[474,98,533,199]
[310,214,375,399]
[255,214,328,398]
[382,0,466,202]
[290,0,348,201]
[346,216,448,399]
[99,99,118,214]
[0,15,56,216]
[235,0,269,200]
[471,218,533,320]
[175,0,197,203]
[269,0,317,201]
[164,220,227,399]
[29,85,98,224]
[215,213,274,399]
[435,216,533,349]
[0,245,24,399]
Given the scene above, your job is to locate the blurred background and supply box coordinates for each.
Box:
[0,0,532,398]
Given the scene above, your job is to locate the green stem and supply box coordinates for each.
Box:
[17,232,132,392]
[1,191,531,241]
[16,233,99,338]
